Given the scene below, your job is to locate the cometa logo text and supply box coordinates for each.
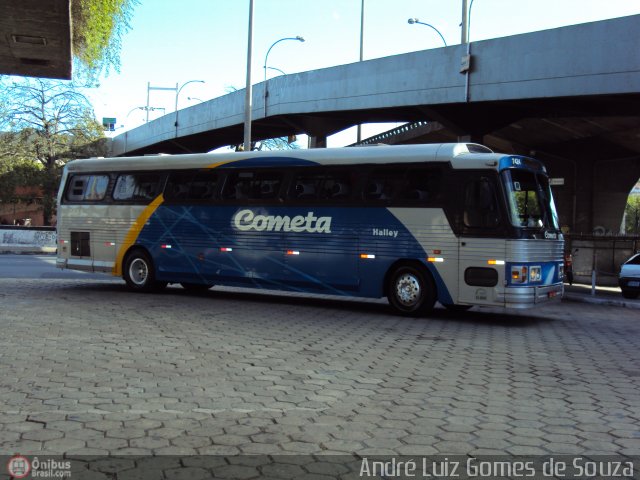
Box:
[234,209,332,233]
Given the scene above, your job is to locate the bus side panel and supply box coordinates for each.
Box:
[458,237,506,306]
[57,204,130,274]
[135,204,458,303]
[140,205,225,284]
[387,208,459,305]
[356,206,456,302]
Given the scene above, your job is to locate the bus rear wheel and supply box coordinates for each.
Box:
[123,249,166,292]
[387,264,436,316]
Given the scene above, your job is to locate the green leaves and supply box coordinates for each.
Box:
[71,0,138,78]
[0,78,107,224]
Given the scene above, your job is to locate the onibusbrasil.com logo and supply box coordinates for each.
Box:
[7,455,72,478]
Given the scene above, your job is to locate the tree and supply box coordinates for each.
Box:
[71,0,138,79]
[624,193,640,234]
[0,78,106,225]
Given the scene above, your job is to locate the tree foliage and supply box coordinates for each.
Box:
[625,193,640,234]
[71,0,138,78]
[0,131,43,205]
[0,77,106,225]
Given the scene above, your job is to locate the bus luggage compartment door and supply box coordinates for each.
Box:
[458,238,505,306]
[282,235,359,293]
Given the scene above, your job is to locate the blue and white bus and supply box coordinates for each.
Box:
[56,143,564,315]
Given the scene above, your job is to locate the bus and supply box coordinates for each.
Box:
[56,143,564,316]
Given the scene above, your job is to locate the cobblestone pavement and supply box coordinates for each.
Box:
[0,278,639,476]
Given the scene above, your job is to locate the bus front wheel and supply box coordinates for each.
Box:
[387,264,436,316]
[123,249,166,292]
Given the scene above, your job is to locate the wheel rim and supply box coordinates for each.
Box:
[129,258,149,286]
[395,272,422,307]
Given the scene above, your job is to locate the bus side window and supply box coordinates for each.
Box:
[398,168,442,204]
[113,174,161,202]
[65,174,109,202]
[165,172,194,201]
[189,171,219,200]
[364,168,404,202]
[250,172,283,200]
[221,172,253,201]
[290,173,322,200]
[464,178,500,228]
[321,170,355,200]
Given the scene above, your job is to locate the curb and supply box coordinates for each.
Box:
[0,246,57,254]
[563,292,640,310]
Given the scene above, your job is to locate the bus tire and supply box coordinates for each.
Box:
[387,264,436,316]
[123,249,165,292]
[181,282,213,292]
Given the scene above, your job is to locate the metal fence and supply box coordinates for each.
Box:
[566,234,640,286]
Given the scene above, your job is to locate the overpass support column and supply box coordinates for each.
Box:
[545,154,640,235]
[308,135,327,149]
[591,157,640,234]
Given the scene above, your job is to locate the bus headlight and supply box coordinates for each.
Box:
[558,264,564,280]
[511,265,528,284]
[529,266,542,282]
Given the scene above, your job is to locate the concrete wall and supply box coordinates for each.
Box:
[0,226,56,253]
[568,236,640,287]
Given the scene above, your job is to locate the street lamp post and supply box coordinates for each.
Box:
[462,0,476,103]
[128,106,166,124]
[146,80,204,123]
[407,18,447,46]
[266,66,286,76]
[357,0,365,144]
[263,36,305,83]
[244,0,254,151]
[174,80,205,129]
[263,35,305,119]
[175,80,205,112]
[146,82,177,122]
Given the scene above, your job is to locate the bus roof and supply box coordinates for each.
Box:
[65,143,508,173]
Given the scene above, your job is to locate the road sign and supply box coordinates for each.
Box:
[102,117,116,131]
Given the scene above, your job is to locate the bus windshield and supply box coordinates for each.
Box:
[502,169,559,230]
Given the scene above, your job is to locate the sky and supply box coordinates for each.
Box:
[85,0,640,148]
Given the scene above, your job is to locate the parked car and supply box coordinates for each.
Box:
[619,253,640,299]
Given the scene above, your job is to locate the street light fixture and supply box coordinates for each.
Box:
[407,18,447,46]
[263,36,305,83]
[175,80,205,112]
[266,66,287,77]
[146,80,204,123]
[244,0,255,151]
[127,106,165,122]
[263,36,305,120]
[174,80,205,129]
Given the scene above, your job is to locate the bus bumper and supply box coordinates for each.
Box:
[500,283,564,309]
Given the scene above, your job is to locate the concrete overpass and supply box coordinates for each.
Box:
[0,0,72,79]
[111,14,640,235]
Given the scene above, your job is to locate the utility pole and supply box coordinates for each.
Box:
[356,0,364,144]
[243,0,254,150]
[461,0,469,44]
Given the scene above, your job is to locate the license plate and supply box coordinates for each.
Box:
[548,291,558,298]
[629,281,640,287]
